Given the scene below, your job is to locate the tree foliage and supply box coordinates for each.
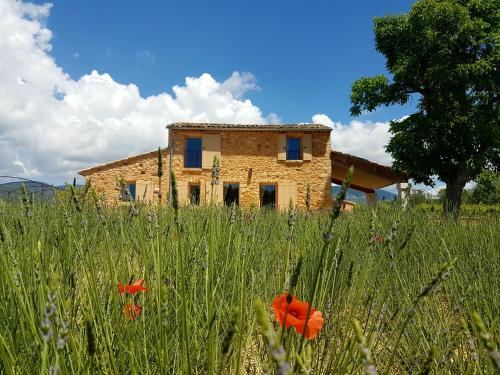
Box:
[350,0,500,215]
[471,170,500,204]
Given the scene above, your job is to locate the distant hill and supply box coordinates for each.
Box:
[55,184,84,189]
[331,185,396,203]
[0,180,63,202]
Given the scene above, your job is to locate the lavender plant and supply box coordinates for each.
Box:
[0,181,497,374]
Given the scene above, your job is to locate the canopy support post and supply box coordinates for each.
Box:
[397,182,410,208]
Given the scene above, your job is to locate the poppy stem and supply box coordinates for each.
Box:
[279,294,292,344]
[280,255,303,346]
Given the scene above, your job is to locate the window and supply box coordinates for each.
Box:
[223,183,239,206]
[260,184,276,208]
[129,183,136,200]
[286,137,301,160]
[189,184,200,205]
[185,138,202,168]
[120,182,136,201]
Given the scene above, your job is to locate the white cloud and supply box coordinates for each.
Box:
[312,113,393,165]
[314,113,399,192]
[313,114,475,194]
[13,154,39,176]
[220,71,260,99]
[0,0,269,183]
[266,112,282,124]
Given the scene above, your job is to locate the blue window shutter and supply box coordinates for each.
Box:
[286,137,301,160]
[185,138,202,168]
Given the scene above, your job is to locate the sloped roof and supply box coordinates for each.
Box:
[331,150,408,192]
[167,122,331,131]
[79,149,167,176]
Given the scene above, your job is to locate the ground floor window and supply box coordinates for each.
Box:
[260,184,276,208]
[189,184,200,205]
[120,182,136,201]
[224,183,239,206]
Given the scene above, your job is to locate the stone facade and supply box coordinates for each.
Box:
[79,124,333,210]
[79,150,169,205]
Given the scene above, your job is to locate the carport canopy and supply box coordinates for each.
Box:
[331,151,408,193]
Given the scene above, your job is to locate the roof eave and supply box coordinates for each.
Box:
[78,148,168,176]
[166,123,331,132]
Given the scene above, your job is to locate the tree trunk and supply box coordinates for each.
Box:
[443,178,466,218]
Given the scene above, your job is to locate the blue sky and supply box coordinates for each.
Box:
[32,0,415,124]
[2,0,432,188]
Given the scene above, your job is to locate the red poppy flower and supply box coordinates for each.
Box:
[118,278,149,295]
[272,293,324,340]
[123,304,141,320]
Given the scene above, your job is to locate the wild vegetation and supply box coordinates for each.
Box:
[0,178,499,374]
[406,170,500,218]
[350,0,500,215]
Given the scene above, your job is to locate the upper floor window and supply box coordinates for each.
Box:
[286,137,301,160]
[185,138,202,168]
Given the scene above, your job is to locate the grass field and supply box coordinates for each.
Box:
[0,187,499,374]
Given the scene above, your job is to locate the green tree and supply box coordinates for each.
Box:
[350,0,500,216]
[409,189,436,205]
[461,188,474,204]
[471,170,500,204]
[438,186,474,204]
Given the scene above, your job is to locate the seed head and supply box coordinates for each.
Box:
[254,299,291,374]
[471,311,500,371]
[415,258,456,304]
[86,320,96,356]
[56,319,69,351]
[332,166,354,219]
[323,232,334,243]
[157,147,163,178]
[305,183,311,211]
[170,171,179,213]
[40,293,56,342]
[289,256,303,290]
[353,319,377,374]
[221,309,239,355]
[211,155,220,186]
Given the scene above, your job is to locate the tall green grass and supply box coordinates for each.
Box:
[0,192,498,374]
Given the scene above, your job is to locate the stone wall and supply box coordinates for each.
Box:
[82,151,169,206]
[81,129,333,209]
[170,129,332,209]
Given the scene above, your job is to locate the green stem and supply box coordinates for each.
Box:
[207,194,217,375]
[295,166,353,368]
[175,218,192,374]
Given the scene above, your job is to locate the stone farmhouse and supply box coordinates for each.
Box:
[78,122,409,210]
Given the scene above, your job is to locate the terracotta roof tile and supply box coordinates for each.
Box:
[167,122,331,131]
[330,150,408,184]
[78,149,167,176]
